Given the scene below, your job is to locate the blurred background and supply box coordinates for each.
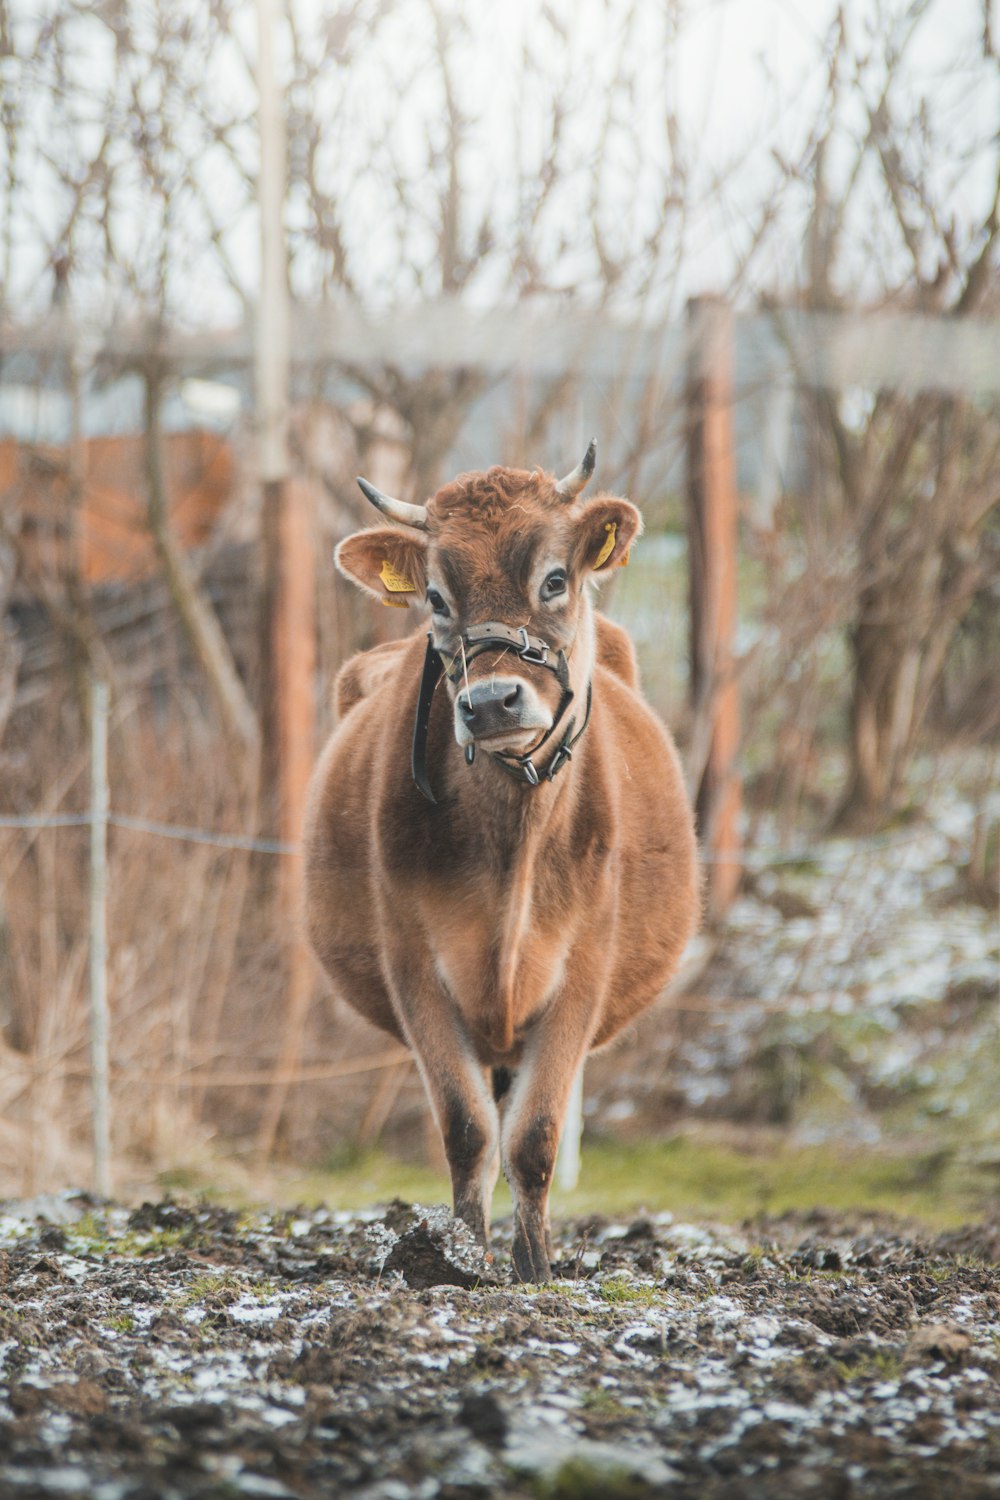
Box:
[0,0,997,1221]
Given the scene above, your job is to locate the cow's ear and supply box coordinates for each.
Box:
[335,527,428,608]
[571,496,643,575]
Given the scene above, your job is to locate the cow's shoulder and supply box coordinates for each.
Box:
[589,654,687,812]
[334,636,413,721]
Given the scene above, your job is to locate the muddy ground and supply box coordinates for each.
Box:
[2,1195,1000,1499]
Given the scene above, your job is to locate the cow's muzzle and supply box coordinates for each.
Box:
[411,624,591,803]
[454,675,551,749]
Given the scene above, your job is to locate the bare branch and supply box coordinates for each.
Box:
[142,355,259,768]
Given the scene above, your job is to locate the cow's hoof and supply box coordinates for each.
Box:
[512,1233,551,1284]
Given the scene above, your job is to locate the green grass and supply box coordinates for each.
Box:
[832,1347,903,1384]
[525,1456,660,1500]
[554,1136,985,1227]
[597,1275,663,1308]
[182,1270,251,1306]
[186,1132,990,1231]
[278,1152,458,1213]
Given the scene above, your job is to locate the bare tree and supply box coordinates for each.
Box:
[282,0,694,497]
[757,2,1000,826]
[0,0,709,1180]
[1,1,258,755]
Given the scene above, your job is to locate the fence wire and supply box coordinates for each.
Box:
[0,808,297,853]
[0,804,959,866]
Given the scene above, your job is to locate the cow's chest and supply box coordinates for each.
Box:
[417,862,579,1059]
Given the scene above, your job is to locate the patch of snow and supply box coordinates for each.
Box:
[228,1297,287,1325]
[506,1417,681,1489]
[231,1476,298,1498]
[2,1468,94,1495]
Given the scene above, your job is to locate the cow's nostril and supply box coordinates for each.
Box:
[459,677,525,735]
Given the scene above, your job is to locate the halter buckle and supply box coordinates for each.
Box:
[516,626,548,666]
[546,743,572,780]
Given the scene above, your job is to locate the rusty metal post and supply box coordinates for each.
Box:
[685,296,742,920]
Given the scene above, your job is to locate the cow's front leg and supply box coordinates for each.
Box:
[501,1000,597,1283]
[391,981,499,1245]
[437,1059,500,1245]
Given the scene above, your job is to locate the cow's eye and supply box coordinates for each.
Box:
[427,588,450,617]
[542,569,568,600]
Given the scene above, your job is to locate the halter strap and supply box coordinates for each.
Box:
[411,637,445,804]
[438,622,556,681]
[491,682,592,787]
[410,627,590,805]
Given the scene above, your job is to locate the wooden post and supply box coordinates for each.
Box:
[257,0,292,825]
[274,476,316,913]
[88,677,112,1197]
[555,1064,584,1192]
[255,476,317,1163]
[685,297,742,920]
[254,0,318,1161]
[255,0,289,494]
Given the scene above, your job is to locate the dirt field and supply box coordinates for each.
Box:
[2,1194,1000,1498]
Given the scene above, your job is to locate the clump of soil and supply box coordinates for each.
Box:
[1,1193,999,1498]
[378,1201,499,1289]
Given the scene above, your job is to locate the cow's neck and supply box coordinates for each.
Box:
[453,759,570,873]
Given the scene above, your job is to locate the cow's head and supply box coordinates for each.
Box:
[336,445,641,758]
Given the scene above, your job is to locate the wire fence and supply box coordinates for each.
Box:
[0,675,403,1195]
[2,671,993,1198]
[0,805,950,864]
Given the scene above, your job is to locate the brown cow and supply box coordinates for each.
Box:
[304,446,699,1281]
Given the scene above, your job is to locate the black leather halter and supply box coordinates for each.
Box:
[411,623,592,805]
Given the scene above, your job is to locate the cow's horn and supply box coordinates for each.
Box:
[555,439,597,500]
[357,477,429,531]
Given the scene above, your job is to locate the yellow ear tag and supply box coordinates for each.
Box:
[379,558,415,594]
[381,597,409,608]
[594,521,617,569]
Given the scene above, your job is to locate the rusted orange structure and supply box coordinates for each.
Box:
[0,430,232,587]
[686,297,743,920]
